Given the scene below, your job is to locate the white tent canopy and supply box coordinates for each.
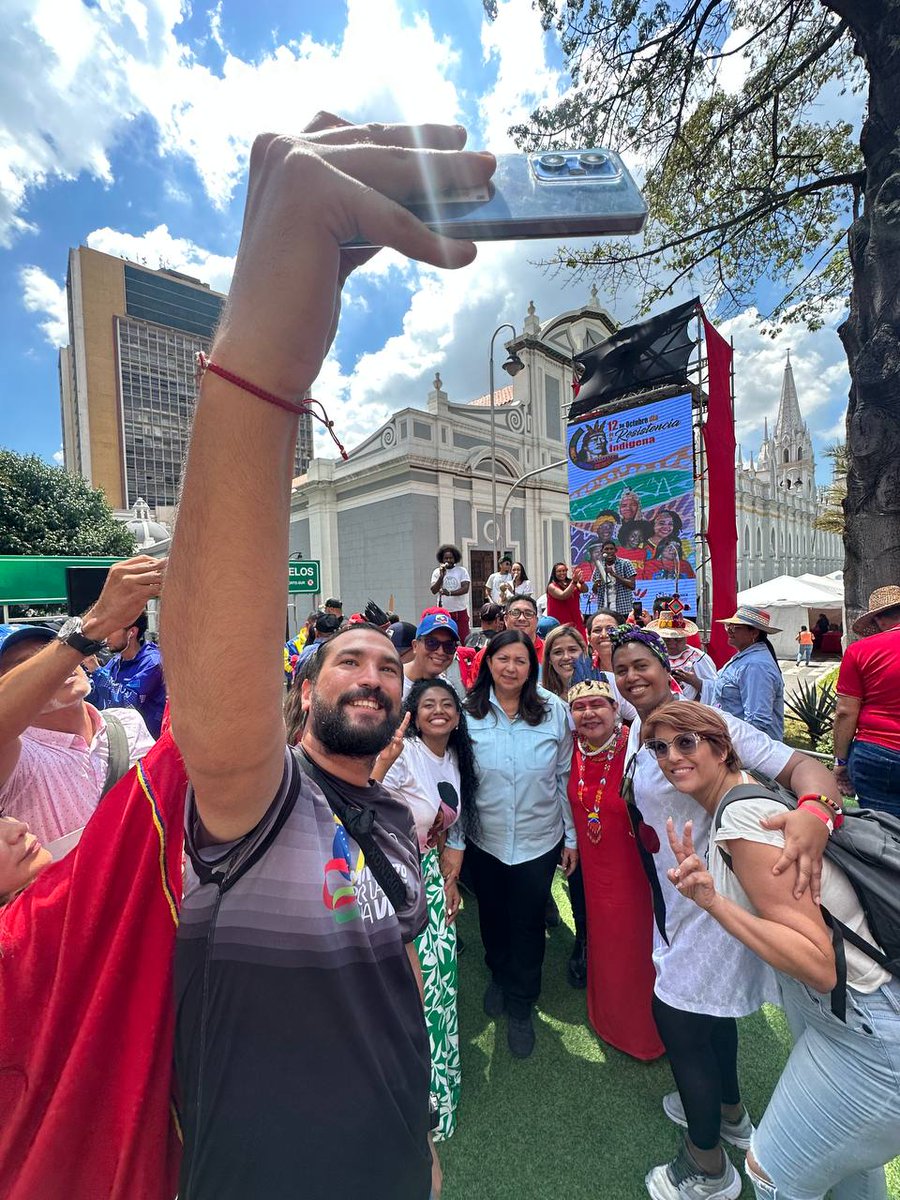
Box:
[736,574,845,658]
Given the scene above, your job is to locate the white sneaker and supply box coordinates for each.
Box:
[646,1142,742,1200]
[662,1091,754,1151]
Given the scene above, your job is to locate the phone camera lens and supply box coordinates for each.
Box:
[538,153,566,170]
[579,152,609,169]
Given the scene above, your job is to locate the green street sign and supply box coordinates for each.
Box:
[0,556,123,605]
[288,560,320,594]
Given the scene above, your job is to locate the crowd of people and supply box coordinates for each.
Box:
[0,117,898,1200]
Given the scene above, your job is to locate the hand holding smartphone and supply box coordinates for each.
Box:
[346,148,647,246]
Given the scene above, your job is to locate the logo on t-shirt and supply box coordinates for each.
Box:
[322,820,361,925]
[321,817,410,927]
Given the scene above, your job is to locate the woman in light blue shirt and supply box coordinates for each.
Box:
[448,630,576,1059]
[710,606,785,741]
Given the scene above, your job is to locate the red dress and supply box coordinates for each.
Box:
[547,584,587,638]
[568,732,664,1061]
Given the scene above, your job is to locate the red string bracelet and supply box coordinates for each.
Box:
[196,352,349,460]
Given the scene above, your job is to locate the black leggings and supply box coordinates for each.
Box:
[652,994,741,1151]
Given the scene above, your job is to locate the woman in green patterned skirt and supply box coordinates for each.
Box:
[375,678,479,1140]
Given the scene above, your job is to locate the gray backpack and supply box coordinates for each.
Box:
[714,772,900,1022]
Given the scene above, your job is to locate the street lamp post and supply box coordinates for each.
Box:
[489,324,526,572]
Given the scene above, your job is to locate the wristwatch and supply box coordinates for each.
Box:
[56,616,106,657]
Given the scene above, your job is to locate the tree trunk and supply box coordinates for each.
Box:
[832,1,900,633]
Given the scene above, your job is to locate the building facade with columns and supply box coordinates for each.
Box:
[734,352,842,590]
[288,298,842,623]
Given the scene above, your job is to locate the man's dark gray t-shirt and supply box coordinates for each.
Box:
[175,747,430,1199]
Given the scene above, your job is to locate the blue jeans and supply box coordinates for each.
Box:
[848,740,900,818]
[748,974,900,1199]
[796,645,812,665]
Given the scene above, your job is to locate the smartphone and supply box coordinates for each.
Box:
[348,149,647,245]
[632,601,643,616]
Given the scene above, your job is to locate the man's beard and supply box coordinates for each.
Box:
[309,687,399,758]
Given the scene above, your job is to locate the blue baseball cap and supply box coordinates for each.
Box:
[416,612,459,641]
[537,616,560,637]
[0,623,57,663]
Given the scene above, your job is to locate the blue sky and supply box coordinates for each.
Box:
[2,0,855,482]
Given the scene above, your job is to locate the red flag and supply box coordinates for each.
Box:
[0,732,187,1199]
[700,311,738,668]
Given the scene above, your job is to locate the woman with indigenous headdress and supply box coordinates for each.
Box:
[566,662,665,1061]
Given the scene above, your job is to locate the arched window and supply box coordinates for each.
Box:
[783,448,790,463]
[756,526,762,556]
[770,528,776,556]
[797,447,803,461]
[743,525,750,553]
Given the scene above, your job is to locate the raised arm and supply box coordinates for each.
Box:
[0,556,164,786]
[161,118,494,842]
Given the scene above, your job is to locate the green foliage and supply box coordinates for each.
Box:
[504,0,865,325]
[0,450,136,556]
[814,444,847,534]
[785,677,836,745]
[816,664,840,691]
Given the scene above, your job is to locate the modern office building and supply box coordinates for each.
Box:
[59,246,314,513]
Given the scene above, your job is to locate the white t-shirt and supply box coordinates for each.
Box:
[430,564,470,614]
[626,704,791,1016]
[711,786,890,994]
[513,579,534,597]
[668,646,718,702]
[382,738,462,852]
[485,571,513,605]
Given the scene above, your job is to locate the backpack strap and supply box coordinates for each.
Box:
[712,783,792,869]
[101,713,130,796]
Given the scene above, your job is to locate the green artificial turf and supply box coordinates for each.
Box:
[438,875,900,1200]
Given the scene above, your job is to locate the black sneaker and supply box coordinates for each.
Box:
[544,896,561,929]
[567,937,587,989]
[483,981,505,1018]
[507,1012,535,1058]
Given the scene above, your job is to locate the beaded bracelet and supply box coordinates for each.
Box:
[196,352,349,460]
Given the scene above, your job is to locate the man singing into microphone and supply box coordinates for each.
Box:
[595,540,636,623]
[429,544,471,641]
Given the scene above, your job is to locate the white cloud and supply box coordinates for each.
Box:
[20,265,68,345]
[52,446,64,464]
[478,0,565,150]
[85,223,237,294]
[1,0,464,244]
[0,0,175,247]
[720,305,849,473]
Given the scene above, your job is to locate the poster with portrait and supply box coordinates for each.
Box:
[567,392,697,619]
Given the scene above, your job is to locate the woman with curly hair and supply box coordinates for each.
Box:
[374,677,479,1140]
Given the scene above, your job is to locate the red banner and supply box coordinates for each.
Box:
[700,312,737,668]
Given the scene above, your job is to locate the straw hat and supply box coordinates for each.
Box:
[851,585,900,636]
[716,605,782,635]
[645,618,699,639]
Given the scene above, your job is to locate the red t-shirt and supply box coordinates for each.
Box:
[837,627,900,752]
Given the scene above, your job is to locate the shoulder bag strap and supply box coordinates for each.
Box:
[101,713,130,796]
[297,750,410,913]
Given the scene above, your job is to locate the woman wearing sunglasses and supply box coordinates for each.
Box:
[567,670,664,1060]
[607,626,842,1200]
[644,700,900,1200]
[374,678,479,1142]
[453,630,575,1059]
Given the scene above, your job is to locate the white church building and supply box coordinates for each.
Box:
[288,295,842,621]
[734,351,842,590]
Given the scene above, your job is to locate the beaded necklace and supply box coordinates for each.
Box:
[575,729,623,844]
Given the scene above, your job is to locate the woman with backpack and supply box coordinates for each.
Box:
[644,700,900,1200]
